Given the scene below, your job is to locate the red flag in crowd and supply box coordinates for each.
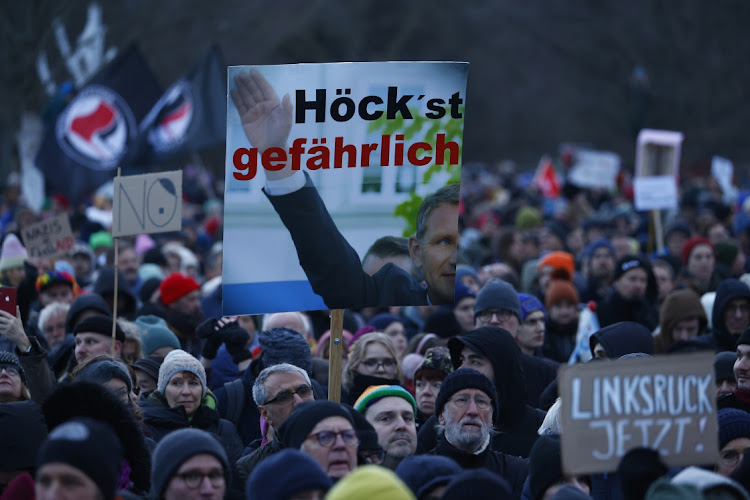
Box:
[34,44,162,205]
[533,156,562,198]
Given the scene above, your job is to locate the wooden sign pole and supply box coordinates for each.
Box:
[111,168,121,354]
[327,309,344,402]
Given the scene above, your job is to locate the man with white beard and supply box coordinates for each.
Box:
[429,368,528,499]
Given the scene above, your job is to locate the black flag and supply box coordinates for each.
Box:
[129,45,227,164]
[35,45,162,205]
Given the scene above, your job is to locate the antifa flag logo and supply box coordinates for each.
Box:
[55,85,136,171]
[147,81,194,153]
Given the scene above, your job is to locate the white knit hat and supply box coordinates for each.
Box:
[0,234,27,272]
[157,349,207,399]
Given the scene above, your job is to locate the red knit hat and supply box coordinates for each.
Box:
[545,279,580,308]
[538,251,575,278]
[160,273,200,305]
[680,236,714,265]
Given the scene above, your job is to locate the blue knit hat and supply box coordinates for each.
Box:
[247,449,332,499]
[518,293,546,321]
[718,408,750,449]
[583,237,615,258]
[259,327,313,374]
[454,281,476,306]
[395,455,461,499]
[136,315,181,356]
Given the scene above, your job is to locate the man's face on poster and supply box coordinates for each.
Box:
[409,203,459,305]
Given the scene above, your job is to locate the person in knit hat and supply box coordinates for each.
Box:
[0,350,30,402]
[680,236,719,295]
[596,255,659,331]
[413,347,454,425]
[456,264,481,294]
[246,449,332,500]
[0,233,27,287]
[474,278,522,331]
[136,314,180,357]
[368,313,408,355]
[696,278,750,352]
[35,270,80,307]
[537,251,576,298]
[715,408,750,477]
[278,400,358,480]
[326,465,415,500]
[35,417,123,500]
[719,327,750,414]
[131,355,163,394]
[543,269,581,363]
[452,281,476,334]
[354,385,418,470]
[589,321,654,359]
[517,293,547,356]
[159,272,201,316]
[142,349,244,497]
[430,368,528,498]
[715,351,737,398]
[72,354,136,407]
[579,237,617,304]
[528,434,591,500]
[441,468,514,500]
[653,289,708,353]
[150,427,229,500]
[395,454,461,500]
[72,314,125,364]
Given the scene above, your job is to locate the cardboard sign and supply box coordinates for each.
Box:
[112,171,182,237]
[633,129,683,211]
[223,62,468,315]
[21,214,75,259]
[558,352,719,475]
[567,149,620,190]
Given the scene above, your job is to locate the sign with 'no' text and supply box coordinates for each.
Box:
[558,352,719,475]
[112,171,182,237]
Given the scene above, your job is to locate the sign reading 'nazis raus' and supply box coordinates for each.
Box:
[112,170,182,237]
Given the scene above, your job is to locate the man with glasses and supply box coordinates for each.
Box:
[279,400,359,480]
[237,363,316,481]
[354,385,418,470]
[698,279,750,352]
[472,279,557,410]
[473,278,522,332]
[428,368,528,498]
[719,327,750,413]
[150,427,230,500]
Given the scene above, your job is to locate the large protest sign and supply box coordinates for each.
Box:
[559,352,719,475]
[112,171,182,237]
[567,148,620,190]
[223,62,468,316]
[21,214,75,260]
[633,129,683,211]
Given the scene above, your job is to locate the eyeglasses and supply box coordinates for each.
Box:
[361,357,396,370]
[476,309,513,323]
[174,470,225,489]
[0,364,19,376]
[262,384,313,406]
[306,429,359,448]
[720,448,748,467]
[449,394,492,410]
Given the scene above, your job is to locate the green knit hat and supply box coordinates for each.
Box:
[354,385,417,416]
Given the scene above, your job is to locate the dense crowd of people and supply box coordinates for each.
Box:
[0,161,749,500]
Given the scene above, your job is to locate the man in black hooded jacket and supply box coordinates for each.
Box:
[417,326,545,458]
[696,278,750,352]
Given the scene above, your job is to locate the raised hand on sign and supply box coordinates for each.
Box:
[231,69,293,154]
[197,317,225,360]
